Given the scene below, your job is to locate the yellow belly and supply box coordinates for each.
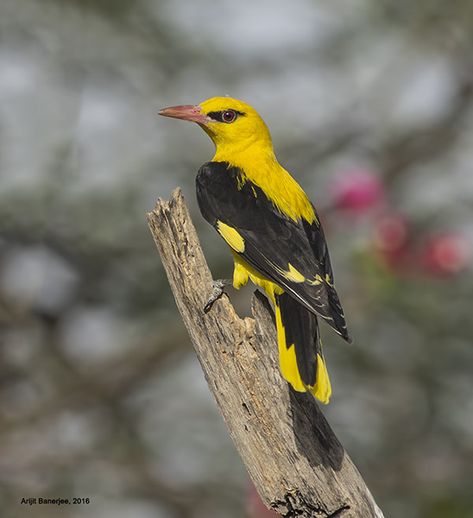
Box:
[231,253,283,302]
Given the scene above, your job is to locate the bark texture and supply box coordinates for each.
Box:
[147,188,384,518]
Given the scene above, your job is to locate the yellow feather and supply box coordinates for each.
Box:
[282,263,306,283]
[310,353,332,405]
[221,152,316,224]
[308,274,323,286]
[217,221,245,253]
[231,253,283,301]
[232,258,249,289]
[274,303,305,392]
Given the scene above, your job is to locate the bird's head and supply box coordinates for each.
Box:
[159,97,274,157]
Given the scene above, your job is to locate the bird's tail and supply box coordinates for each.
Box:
[274,292,332,404]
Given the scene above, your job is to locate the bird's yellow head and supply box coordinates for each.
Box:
[159,96,274,159]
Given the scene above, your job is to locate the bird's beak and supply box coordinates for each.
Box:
[158,104,210,124]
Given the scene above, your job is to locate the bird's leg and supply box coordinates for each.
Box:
[204,279,232,313]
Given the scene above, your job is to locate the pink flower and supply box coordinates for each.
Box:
[332,169,385,214]
[420,233,471,276]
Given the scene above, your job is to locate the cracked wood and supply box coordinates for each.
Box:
[147,188,384,518]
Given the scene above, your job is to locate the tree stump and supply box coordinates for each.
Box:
[147,188,384,518]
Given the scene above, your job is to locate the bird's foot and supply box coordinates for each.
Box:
[204,279,232,313]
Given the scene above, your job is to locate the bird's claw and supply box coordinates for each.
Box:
[204,279,232,313]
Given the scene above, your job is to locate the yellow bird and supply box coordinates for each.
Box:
[159,97,351,404]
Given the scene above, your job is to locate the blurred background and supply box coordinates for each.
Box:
[1,1,473,517]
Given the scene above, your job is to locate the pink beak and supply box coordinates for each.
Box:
[158,104,210,124]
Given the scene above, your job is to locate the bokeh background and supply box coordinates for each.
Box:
[1,1,473,517]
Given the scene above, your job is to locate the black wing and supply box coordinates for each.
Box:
[196,161,350,342]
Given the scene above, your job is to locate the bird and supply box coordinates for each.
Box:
[159,97,351,404]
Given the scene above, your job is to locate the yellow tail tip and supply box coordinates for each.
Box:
[309,353,332,404]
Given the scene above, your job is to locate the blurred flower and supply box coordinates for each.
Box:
[247,483,279,518]
[331,169,385,214]
[373,218,471,278]
[372,213,411,272]
[420,233,471,277]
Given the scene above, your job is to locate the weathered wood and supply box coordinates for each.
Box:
[147,188,384,518]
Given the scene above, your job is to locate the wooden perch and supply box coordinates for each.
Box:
[147,188,384,518]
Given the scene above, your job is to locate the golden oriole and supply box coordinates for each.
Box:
[159,97,351,404]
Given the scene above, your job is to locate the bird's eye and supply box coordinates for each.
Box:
[222,110,237,123]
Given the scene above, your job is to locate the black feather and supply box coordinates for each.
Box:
[276,292,320,386]
[196,161,351,342]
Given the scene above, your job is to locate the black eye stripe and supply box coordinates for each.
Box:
[207,110,245,122]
